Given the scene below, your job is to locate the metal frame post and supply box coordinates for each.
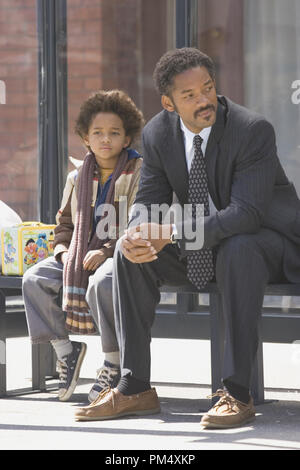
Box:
[37,0,68,224]
[176,0,198,48]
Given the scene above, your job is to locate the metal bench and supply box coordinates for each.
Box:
[1,275,300,404]
[154,282,300,404]
[0,275,56,396]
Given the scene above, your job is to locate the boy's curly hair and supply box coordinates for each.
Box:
[75,89,144,146]
[153,47,215,97]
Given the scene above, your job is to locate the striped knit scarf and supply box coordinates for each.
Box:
[63,149,128,334]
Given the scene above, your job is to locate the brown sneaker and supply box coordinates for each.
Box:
[200,389,256,429]
[74,387,161,421]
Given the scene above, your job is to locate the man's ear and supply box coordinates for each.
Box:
[161,94,175,113]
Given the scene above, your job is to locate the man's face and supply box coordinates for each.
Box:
[161,66,218,133]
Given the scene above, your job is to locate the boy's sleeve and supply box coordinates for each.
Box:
[53,170,76,261]
[126,157,143,214]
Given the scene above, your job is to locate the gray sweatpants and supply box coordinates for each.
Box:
[22,256,118,352]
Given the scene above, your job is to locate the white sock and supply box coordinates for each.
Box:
[104,351,120,367]
[51,339,73,361]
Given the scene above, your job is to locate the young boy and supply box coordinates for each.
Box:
[23,90,144,402]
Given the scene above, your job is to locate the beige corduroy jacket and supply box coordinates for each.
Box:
[53,154,142,261]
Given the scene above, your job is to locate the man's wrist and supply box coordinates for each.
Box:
[160,224,177,246]
[170,223,178,244]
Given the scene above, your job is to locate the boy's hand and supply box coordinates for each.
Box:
[83,249,106,271]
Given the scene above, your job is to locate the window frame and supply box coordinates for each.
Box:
[37,0,68,224]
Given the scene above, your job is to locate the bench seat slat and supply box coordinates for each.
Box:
[160,282,300,296]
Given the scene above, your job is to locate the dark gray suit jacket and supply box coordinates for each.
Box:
[131,96,300,282]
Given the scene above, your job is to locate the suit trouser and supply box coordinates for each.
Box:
[22,256,118,352]
[113,228,285,389]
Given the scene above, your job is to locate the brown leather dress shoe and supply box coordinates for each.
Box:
[200,389,256,429]
[75,387,161,421]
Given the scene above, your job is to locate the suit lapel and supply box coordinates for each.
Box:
[164,112,189,205]
[205,98,226,208]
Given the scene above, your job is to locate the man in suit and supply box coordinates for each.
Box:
[75,48,300,428]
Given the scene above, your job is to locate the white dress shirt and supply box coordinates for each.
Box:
[180,118,217,215]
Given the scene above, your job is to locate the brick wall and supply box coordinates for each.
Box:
[67,0,103,162]
[68,0,142,162]
[67,0,167,163]
[0,0,168,221]
[0,0,38,220]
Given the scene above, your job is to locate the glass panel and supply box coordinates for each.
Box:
[0,0,38,220]
[244,0,300,193]
[193,0,300,198]
[196,0,244,104]
[193,0,300,308]
[177,0,300,200]
[160,292,176,305]
[198,293,209,306]
[66,0,176,166]
[244,0,300,308]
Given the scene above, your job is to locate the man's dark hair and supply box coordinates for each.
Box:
[153,47,215,97]
[75,89,144,146]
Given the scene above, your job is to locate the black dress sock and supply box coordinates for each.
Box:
[117,375,151,396]
[223,379,250,404]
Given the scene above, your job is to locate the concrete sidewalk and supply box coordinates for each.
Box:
[1,337,300,450]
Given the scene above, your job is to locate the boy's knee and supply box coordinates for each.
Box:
[22,265,37,290]
[87,268,112,301]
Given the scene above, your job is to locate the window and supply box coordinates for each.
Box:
[67,0,176,165]
[244,0,300,193]
[193,0,300,193]
[0,0,38,220]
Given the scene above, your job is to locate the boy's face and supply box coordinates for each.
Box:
[161,66,218,134]
[84,112,130,168]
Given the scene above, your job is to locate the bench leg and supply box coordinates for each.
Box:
[0,292,7,396]
[32,343,46,391]
[176,293,198,315]
[46,346,58,379]
[32,342,59,392]
[209,292,224,403]
[250,315,265,405]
